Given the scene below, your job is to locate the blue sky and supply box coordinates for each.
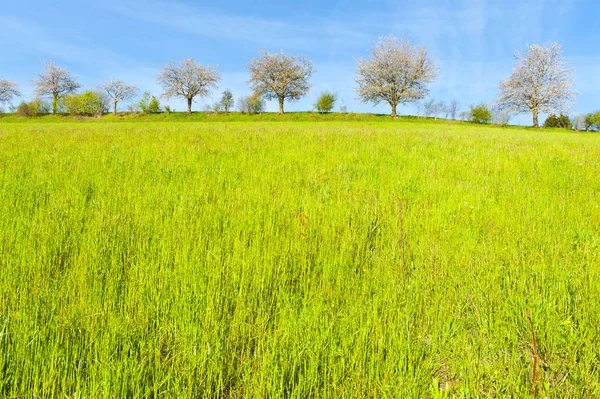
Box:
[1,0,598,124]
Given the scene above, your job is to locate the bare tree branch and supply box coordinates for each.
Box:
[355,35,439,118]
[247,51,314,114]
[449,100,460,120]
[99,80,139,116]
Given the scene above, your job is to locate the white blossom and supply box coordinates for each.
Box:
[247,51,314,114]
[99,80,139,116]
[497,42,577,128]
[0,78,21,109]
[355,36,438,118]
[158,59,221,115]
[32,61,81,114]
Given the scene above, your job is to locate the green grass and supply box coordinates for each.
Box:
[0,117,599,397]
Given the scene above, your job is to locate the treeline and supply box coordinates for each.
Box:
[0,36,598,129]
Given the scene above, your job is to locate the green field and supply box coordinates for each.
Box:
[0,115,599,398]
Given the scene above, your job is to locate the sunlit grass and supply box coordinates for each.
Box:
[0,117,599,397]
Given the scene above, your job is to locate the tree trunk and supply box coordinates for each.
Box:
[187,98,192,115]
[52,94,59,115]
[391,103,397,118]
[114,102,118,116]
[278,97,284,115]
[532,109,539,128]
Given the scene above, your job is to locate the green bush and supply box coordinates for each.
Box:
[16,102,31,118]
[29,98,51,116]
[220,89,234,114]
[15,99,51,118]
[237,95,265,114]
[138,92,161,114]
[62,91,107,116]
[138,92,151,114]
[315,91,337,113]
[148,96,161,114]
[544,114,572,129]
[469,104,492,124]
[584,111,600,131]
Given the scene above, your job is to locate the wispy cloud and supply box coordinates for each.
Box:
[0,15,132,69]
[99,0,370,54]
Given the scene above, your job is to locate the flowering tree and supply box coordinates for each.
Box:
[158,58,221,114]
[33,61,81,114]
[0,78,21,110]
[247,51,314,114]
[497,42,577,128]
[99,80,139,116]
[355,36,438,118]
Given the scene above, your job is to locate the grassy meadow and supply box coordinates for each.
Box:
[0,115,599,397]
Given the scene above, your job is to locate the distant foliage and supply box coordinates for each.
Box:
[422,99,446,118]
[148,96,161,114]
[137,92,161,114]
[99,80,138,116]
[448,100,460,120]
[220,89,234,114]
[492,105,512,126]
[584,111,600,131]
[571,115,586,131]
[29,98,52,116]
[543,114,572,129]
[138,92,152,114]
[16,102,31,117]
[469,104,492,124]
[459,111,471,121]
[211,102,223,114]
[315,91,337,113]
[15,99,52,117]
[61,91,107,116]
[237,95,265,114]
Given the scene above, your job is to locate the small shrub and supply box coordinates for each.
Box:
[237,95,265,114]
[62,91,107,116]
[571,115,586,131]
[136,93,161,114]
[492,107,512,127]
[212,102,223,114]
[148,96,161,114]
[29,98,51,116]
[128,104,142,113]
[315,91,337,113]
[544,114,572,129]
[220,89,234,114]
[469,104,492,124]
[16,102,31,118]
[458,111,470,121]
[138,92,152,114]
[584,111,600,131]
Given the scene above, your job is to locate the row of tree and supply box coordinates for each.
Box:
[0,36,588,128]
